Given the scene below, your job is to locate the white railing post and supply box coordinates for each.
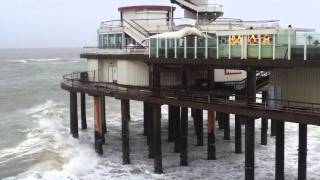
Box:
[228,35,231,59]
[273,34,276,60]
[244,35,248,59]
[205,32,208,59]
[304,34,307,60]
[216,36,219,59]
[149,39,151,58]
[156,38,159,58]
[258,34,262,60]
[184,37,187,59]
[288,30,292,60]
[174,38,178,59]
[165,38,168,58]
[194,36,197,59]
[241,35,244,59]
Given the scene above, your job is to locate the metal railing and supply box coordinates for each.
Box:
[62,71,320,116]
[82,46,149,55]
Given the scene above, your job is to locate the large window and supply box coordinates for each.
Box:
[99,33,123,49]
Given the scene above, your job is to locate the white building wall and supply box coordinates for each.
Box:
[117,60,149,86]
[270,68,320,104]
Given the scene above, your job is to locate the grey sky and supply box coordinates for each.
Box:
[0,0,319,48]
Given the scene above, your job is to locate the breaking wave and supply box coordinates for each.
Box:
[2,100,99,180]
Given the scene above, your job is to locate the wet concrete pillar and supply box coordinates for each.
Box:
[153,104,163,174]
[245,68,256,180]
[194,109,204,146]
[168,106,175,142]
[298,124,307,180]
[261,91,268,145]
[94,96,103,155]
[208,111,216,160]
[271,120,276,137]
[180,107,188,166]
[70,92,78,138]
[235,113,242,153]
[80,93,87,130]
[147,103,154,158]
[275,121,285,180]
[100,96,106,142]
[223,113,231,140]
[121,99,130,164]
[143,102,148,136]
[174,106,181,153]
[217,112,224,130]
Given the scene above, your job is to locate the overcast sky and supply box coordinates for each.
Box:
[0,0,319,48]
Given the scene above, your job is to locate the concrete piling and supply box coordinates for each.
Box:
[153,104,163,174]
[94,97,104,155]
[275,121,285,180]
[70,92,78,138]
[207,111,216,160]
[168,106,175,142]
[180,107,188,166]
[80,93,87,130]
[121,99,130,164]
[174,106,181,153]
[298,124,307,180]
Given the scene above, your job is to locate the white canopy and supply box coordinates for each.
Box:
[149,27,209,39]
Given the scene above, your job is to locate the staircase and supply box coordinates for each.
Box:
[170,0,224,22]
[123,20,149,47]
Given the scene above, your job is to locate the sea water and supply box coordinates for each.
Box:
[0,48,320,180]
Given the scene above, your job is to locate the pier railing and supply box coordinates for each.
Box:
[62,71,320,116]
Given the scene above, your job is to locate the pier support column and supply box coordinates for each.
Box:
[168,106,175,142]
[100,96,106,143]
[224,113,231,140]
[94,97,104,155]
[261,91,268,145]
[143,102,148,136]
[70,92,78,138]
[245,68,256,180]
[194,109,204,146]
[80,93,87,130]
[121,99,130,164]
[174,106,181,153]
[271,120,276,137]
[235,114,242,153]
[153,104,163,174]
[147,103,154,158]
[208,111,216,160]
[217,112,224,130]
[180,107,188,166]
[275,121,285,180]
[298,124,307,180]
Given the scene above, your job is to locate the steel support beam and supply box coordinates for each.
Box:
[194,109,204,146]
[94,96,103,155]
[143,102,148,136]
[235,114,242,153]
[147,103,154,158]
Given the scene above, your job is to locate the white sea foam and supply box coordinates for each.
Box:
[3,101,99,180]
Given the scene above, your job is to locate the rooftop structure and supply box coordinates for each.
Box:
[62,1,320,179]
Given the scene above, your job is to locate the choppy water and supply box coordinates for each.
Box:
[0,48,320,180]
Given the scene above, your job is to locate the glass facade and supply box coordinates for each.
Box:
[99,33,123,49]
[149,32,320,60]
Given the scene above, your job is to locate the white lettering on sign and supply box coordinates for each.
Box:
[224,69,242,75]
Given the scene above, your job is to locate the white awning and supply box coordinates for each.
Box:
[149,27,209,39]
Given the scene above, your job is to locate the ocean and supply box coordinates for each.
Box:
[0,48,320,180]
